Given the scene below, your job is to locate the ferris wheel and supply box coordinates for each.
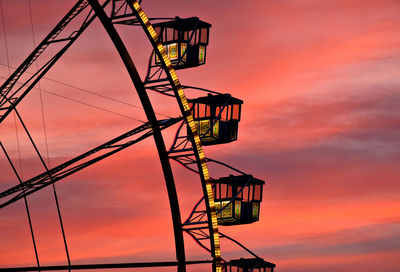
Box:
[0,1,276,272]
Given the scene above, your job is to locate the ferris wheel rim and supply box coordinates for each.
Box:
[88,0,222,270]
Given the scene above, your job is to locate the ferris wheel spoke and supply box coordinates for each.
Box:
[0,118,181,209]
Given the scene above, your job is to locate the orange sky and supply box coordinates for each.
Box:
[1,0,400,271]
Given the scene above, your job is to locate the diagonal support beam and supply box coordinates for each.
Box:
[0,118,180,209]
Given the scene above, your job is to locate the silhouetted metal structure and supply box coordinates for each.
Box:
[0,0,275,271]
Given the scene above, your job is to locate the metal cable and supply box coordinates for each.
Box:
[27,0,71,268]
[0,75,146,122]
[0,62,173,119]
[0,0,40,268]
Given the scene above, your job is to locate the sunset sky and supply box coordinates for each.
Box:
[1,0,400,271]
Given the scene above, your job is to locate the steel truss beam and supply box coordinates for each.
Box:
[0,118,181,209]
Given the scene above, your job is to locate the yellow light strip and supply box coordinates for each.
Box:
[131,1,221,271]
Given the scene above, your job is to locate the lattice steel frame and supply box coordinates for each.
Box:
[0,1,267,271]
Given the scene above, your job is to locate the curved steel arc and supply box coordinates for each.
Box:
[87,1,186,271]
[127,2,221,272]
